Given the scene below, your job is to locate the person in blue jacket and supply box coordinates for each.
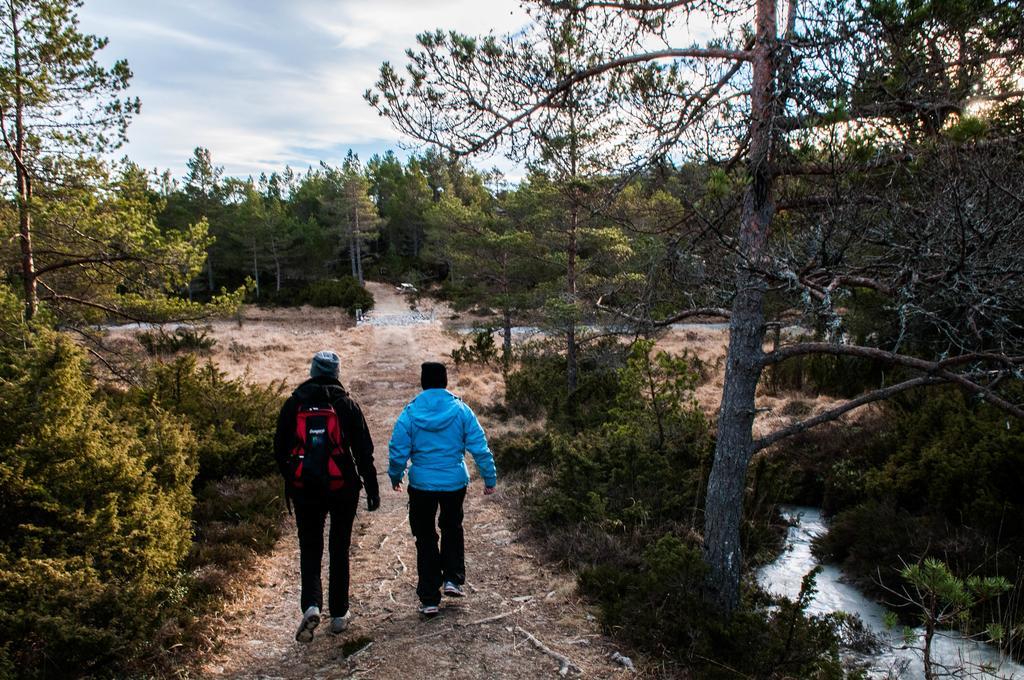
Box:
[388,361,497,617]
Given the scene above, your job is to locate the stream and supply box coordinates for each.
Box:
[758,506,1024,679]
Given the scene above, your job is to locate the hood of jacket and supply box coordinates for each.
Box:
[292,376,347,403]
[406,389,461,432]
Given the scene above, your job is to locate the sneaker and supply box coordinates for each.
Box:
[419,604,440,618]
[295,605,320,643]
[330,611,350,635]
[442,581,464,598]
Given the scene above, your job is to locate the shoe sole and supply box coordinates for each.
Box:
[443,588,464,598]
[419,607,440,618]
[295,614,320,643]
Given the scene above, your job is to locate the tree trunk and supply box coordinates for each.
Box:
[349,226,358,280]
[503,307,513,369]
[9,4,36,320]
[271,235,282,292]
[923,618,935,680]
[354,206,364,286]
[207,258,215,292]
[17,169,35,320]
[566,201,579,393]
[251,239,260,299]
[702,0,777,616]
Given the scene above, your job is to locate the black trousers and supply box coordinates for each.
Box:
[293,489,359,616]
[408,486,466,606]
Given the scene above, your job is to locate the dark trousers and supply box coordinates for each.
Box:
[293,489,359,616]
[408,486,466,606]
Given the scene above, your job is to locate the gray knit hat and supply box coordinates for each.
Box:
[310,350,340,379]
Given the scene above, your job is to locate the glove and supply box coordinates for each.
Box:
[366,495,381,512]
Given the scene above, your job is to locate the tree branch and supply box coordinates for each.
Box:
[545,0,699,9]
[762,342,1024,419]
[596,295,731,326]
[34,254,140,277]
[753,375,947,452]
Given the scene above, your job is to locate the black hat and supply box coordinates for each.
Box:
[421,362,448,390]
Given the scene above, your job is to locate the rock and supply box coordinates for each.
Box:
[610,651,635,671]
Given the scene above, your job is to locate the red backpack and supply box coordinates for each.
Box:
[288,401,347,494]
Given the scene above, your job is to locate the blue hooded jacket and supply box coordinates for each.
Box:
[388,389,497,492]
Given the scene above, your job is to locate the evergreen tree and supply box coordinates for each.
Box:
[0,0,139,319]
[0,285,197,675]
[179,147,225,293]
[321,152,382,286]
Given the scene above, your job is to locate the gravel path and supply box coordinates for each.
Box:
[195,283,629,679]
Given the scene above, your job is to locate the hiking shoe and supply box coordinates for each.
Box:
[295,605,320,643]
[443,581,464,598]
[330,611,350,635]
[419,604,440,618]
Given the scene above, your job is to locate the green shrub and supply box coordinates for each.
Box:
[0,334,197,678]
[758,414,890,510]
[258,277,374,316]
[501,338,847,675]
[527,341,713,531]
[809,386,1024,657]
[505,337,627,431]
[117,355,286,483]
[764,353,889,398]
[581,536,845,678]
[137,325,216,356]
[451,328,498,366]
[491,430,553,472]
[189,476,283,569]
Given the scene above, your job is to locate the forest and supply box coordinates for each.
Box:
[1,0,1023,678]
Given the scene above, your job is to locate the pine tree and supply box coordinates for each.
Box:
[321,152,382,286]
[0,0,139,319]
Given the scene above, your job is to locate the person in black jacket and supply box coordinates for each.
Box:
[274,350,380,642]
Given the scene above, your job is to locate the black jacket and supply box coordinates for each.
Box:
[274,376,380,499]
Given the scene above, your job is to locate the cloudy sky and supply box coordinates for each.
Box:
[78,0,532,180]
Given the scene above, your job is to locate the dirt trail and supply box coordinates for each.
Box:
[197,283,627,679]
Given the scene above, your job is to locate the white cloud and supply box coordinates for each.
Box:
[79,0,529,179]
[79,0,722,182]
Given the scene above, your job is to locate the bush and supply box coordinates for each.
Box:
[188,476,283,570]
[0,334,197,678]
[116,355,286,483]
[505,337,627,431]
[258,277,374,316]
[809,386,1024,658]
[580,536,845,678]
[137,325,216,356]
[764,353,889,398]
[527,341,713,531]
[757,414,890,510]
[499,338,848,675]
[451,328,498,366]
[0,285,287,677]
[491,430,553,472]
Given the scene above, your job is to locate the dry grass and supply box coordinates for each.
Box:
[653,326,875,440]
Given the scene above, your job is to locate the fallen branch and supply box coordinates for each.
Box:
[463,607,523,627]
[515,626,581,676]
[394,551,407,575]
[346,641,374,661]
